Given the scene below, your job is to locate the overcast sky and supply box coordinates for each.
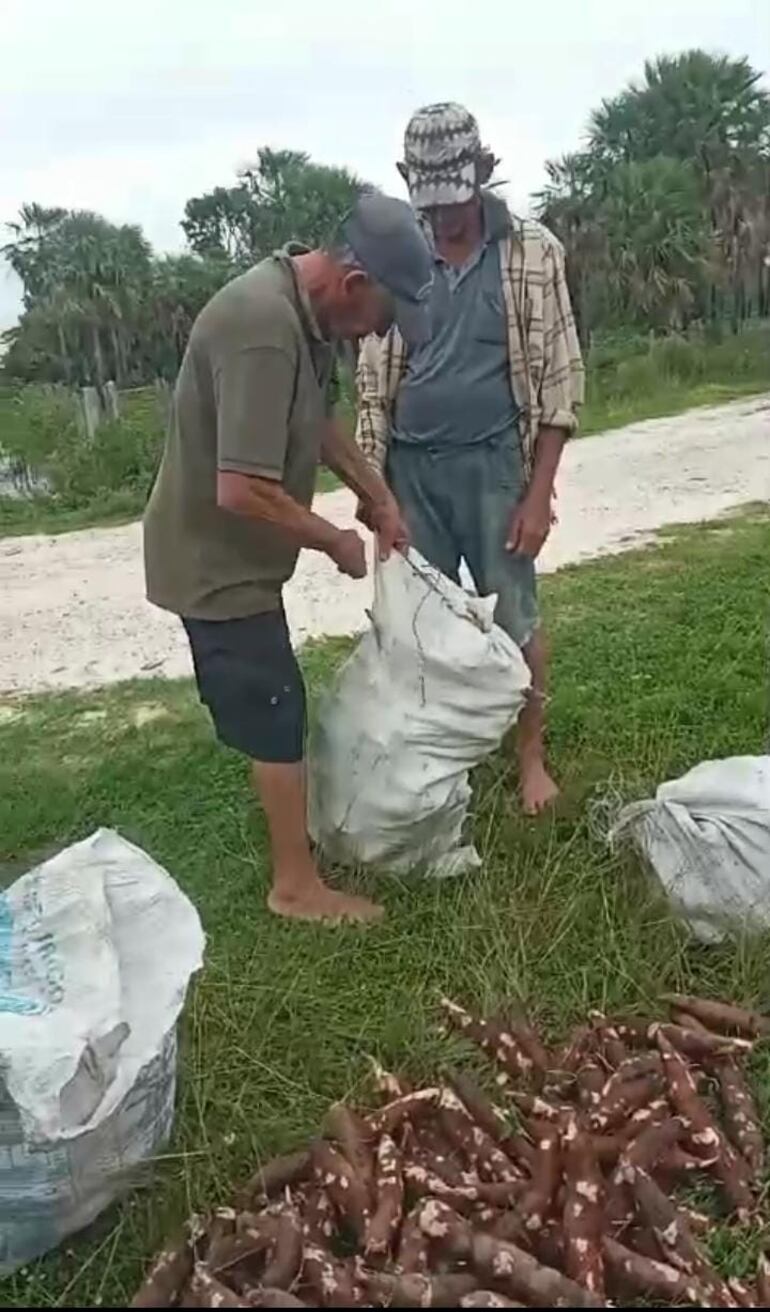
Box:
[2,0,767,331]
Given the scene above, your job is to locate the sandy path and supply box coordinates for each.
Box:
[1,394,768,696]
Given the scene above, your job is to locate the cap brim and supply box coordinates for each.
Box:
[394,297,431,348]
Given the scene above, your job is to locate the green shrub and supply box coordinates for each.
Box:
[652,334,703,383]
[51,414,164,504]
[601,354,657,400]
[0,385,164,510]
[709,329,770,379]
[0,387,77,493]
[585,322,769,410]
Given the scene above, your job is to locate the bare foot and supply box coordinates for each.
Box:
[520,757,560,816]
[268,879,384,925]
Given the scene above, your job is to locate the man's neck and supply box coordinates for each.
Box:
[289,251,331,338]
[433,201,485,268]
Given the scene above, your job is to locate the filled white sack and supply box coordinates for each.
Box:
[0,828,205,1272]
[309,550,530,878]
[610,755,770,942]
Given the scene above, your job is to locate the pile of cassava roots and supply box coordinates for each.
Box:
[131,992,770,1308]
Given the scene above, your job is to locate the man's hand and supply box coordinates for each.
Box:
[506,489,552,559]
[329,528,368,579]
[321,416,408,561]
[357,492,410,561]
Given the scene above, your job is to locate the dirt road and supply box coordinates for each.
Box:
[1,394,768,695]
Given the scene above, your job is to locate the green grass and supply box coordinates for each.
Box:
[1,506,768,1304]
[581,320,770,433]
[580,376,768,436]
[0,488,146,538]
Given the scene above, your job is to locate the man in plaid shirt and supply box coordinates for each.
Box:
[356,102,584,814]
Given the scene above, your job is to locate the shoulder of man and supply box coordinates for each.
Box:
[195,261,300,357]
[506,210,565,263]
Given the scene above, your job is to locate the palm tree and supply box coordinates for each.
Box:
[588,51,770,329]
[2,204,68,306]
[589,52,770,171]
[538,50,769,339]
[4,209,153,386]
[540,155,713,333]
[601,158,714,330]
[536,153,610,344]
[57,214,153,385]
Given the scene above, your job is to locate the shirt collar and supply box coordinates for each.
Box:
[419,190,511,266]
[481,191,512,242]
[274,245,326,343]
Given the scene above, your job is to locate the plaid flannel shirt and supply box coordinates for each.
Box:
[354,210,585,479]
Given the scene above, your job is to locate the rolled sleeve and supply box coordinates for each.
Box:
[540,241,584,436]
[214,346,296,480]
[541,404,580,433]
[354,334,389,472]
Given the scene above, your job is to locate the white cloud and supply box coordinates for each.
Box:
[2,0,767,329]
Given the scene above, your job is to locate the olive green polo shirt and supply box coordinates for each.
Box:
[143,253,333,620]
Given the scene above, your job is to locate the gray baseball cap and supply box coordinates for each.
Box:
[340,192,433,345]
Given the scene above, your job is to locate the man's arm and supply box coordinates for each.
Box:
[321,415,408,557]
[214,343,366,578]
[538,235,585,434]
[354,333,390,473]
[506,425,567,557]
[507,236,583,558]
[321,414,390,505]
[527,424,567,504]
[217,471,366,578]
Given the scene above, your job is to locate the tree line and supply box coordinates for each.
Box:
[1,148,362,387]
[2,50,769,388]
[538,51,770,340]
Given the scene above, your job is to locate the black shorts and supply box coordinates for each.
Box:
[182,610,306,763]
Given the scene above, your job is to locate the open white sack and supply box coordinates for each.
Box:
[308,550,530,878]
[609,755,770,943]
[0,828,205,1273]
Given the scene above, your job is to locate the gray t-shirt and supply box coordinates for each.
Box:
[393,203,519,448]
[144,255,333,620]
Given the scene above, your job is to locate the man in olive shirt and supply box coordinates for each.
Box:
[145,193,432,923]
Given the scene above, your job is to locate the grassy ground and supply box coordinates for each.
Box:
[579,376,768,436]
[0,505,768,1303]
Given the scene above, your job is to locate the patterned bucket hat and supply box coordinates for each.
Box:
[401,102,482,209]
